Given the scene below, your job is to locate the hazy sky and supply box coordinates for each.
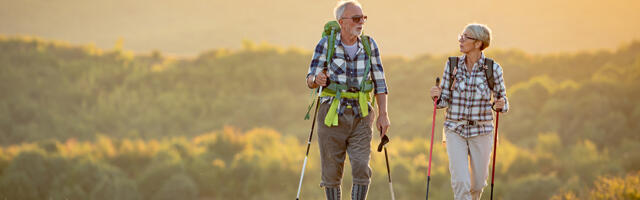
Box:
[1,0,639,56]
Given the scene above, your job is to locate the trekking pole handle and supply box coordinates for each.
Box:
[432,77,440,101]
[321,68,330,87]
[494,95,502,112]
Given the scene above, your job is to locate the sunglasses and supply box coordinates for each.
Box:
[458,34,477,42]
[341,15,367,23]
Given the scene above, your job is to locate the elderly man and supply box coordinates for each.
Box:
[305,1,390,199]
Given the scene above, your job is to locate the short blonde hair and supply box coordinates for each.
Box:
[464,23,492,50]
[334,0,362,21]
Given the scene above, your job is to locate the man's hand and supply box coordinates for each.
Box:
[494,97,505,111]
[430,86,442,101]
[306,71,329,88]
[377,112,390,138]
[315,71,328,86]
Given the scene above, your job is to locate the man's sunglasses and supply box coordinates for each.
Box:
[341,15,367,23]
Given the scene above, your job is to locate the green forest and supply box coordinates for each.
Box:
[0,36,639,199]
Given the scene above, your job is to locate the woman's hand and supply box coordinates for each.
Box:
[430,86,442,101]
[494,98,505,111]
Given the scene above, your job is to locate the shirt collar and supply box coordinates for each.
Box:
[459,52,486,68]
[335,34,364,50]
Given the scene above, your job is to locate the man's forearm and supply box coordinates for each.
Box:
[375,93,388,115]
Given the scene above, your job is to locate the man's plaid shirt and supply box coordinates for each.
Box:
[437,53,509,138]
[307,34,388,118]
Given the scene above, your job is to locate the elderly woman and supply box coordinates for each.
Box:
[430,23,509,200]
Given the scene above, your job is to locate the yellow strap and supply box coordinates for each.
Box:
[321,90,370,126]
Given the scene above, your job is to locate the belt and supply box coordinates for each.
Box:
[453,120,492,126]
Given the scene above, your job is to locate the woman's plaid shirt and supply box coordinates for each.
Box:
[307,34,388,118]
[437,53,509,138]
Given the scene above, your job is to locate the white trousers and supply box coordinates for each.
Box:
[444,127,494,200]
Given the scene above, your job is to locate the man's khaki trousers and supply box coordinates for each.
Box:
[317,102,374,188]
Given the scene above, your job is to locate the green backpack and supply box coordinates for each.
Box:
[304,21,375,120]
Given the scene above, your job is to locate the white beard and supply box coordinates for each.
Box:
[352,28,363,36]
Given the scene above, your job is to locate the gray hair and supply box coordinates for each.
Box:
[334,0,362,21]
[464,23,492,50]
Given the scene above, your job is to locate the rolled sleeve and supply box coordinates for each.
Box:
[437,59,453,109]
[307,37,329,80]
[368,37,388,94]
[492,62,509,113]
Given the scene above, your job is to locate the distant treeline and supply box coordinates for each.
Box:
[0,127,638,199]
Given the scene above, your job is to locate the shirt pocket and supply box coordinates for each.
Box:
[330,58,346,76]
[475,76,491,99]
[453,73,466,94]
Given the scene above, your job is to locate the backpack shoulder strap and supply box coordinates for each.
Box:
[483,57,495,93]
[447,56,458,91]
[325,30,338,69]
[360,35,377,105]
[323,21,341,69]
[360,35,373,80]
[361,35,372,58]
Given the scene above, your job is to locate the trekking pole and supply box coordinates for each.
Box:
[377,130,396,200]
[490,106,502,200]
[426,77,440,200]
[296,74,325,200]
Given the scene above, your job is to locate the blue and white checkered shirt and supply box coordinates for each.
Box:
[307,34,388,118]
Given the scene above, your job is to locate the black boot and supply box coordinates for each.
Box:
[325,186,341,200]
[351,184,368,200]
